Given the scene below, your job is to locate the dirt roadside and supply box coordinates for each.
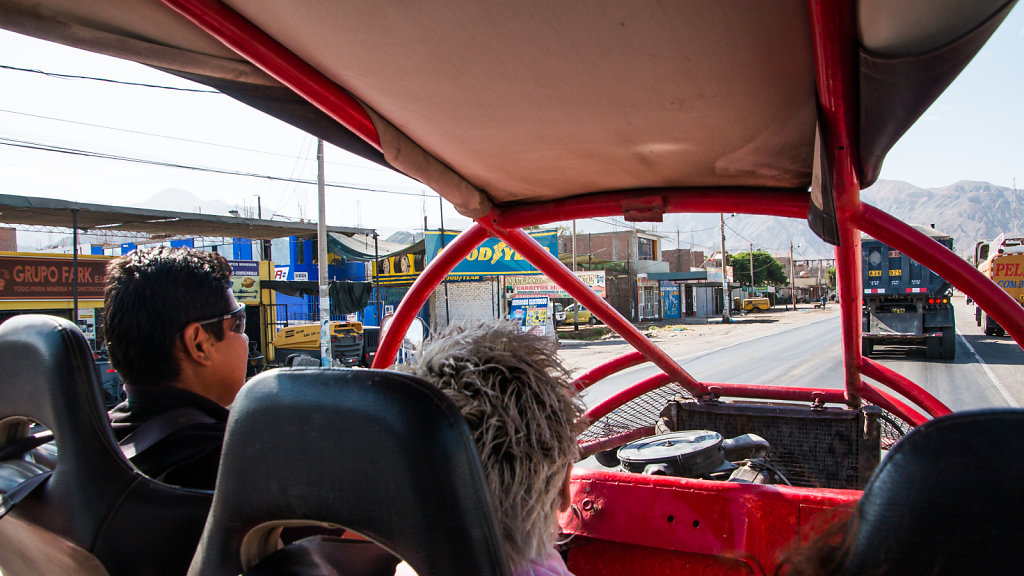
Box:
[556,306,841,377]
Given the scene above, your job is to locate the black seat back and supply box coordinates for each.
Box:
[843,408,1024,575]
[188,367,510,576]
[0,315,211,576]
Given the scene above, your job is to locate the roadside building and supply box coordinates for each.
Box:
[777,257,835,304]
[0,195,373,366]
[426,229,559,332]
[559,229,668,321]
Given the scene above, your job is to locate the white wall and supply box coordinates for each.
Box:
[429,279,502,332]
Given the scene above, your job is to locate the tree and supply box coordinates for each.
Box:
[826,267,837,290]
[729,251,788,286]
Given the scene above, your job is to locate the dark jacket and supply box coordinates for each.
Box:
[109,384,228,490]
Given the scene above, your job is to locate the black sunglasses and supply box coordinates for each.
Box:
[196,303,246,335]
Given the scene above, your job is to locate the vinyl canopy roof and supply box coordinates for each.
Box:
[0,0,1015,241]
[0,194,375,240]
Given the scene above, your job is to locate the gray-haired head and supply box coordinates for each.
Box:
[403,320,586,570]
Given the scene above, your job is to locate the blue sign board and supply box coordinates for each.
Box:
[510,296,551,336]
[424,229,558,279]
[661,284,680,319]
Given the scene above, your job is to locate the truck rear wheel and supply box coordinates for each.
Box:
[862,337,874,357]
[941,327,956,360]
[976,307,982,327]
[927,335,941,359]
[983,312,999,336]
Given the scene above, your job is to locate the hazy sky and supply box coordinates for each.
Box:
[1,7,1021,244]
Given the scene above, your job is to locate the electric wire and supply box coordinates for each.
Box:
[0,63,219,93]
[0,136,436,199]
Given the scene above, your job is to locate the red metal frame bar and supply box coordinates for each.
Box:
[573,351,647,392]
[161,0,382,150]
[858,383,928,427]
[854,204,1024,350]
[479,218,707,396]
[585,373,674,423]
[808,0,865,406]
[372,223,490,368]
[859,357,952,419]
[703,383,846,404]
[494,188,809,229]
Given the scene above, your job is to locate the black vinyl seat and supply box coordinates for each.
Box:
[188,367,510,576]
[0,315,211,576]
[843,408,1024,575]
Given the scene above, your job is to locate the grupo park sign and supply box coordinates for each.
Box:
[0,254,110,300]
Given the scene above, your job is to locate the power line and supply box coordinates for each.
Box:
[0,136,436,199]
[0,63,219,93]
[0,108,389,174]
[724,221,787,253]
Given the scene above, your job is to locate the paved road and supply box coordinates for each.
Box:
[561,298,1024,412]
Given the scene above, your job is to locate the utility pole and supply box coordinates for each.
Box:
[572,220,577,271]
[749,242,755,296]
[440,196,450,326]
[317,139,331,367]
[676,229,681,272]
[720,213,730,323]
[789,240,796,311]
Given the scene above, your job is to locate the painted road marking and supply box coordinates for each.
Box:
[957,330,1019,408]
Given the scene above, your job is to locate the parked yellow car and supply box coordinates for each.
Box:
[563,303,599,325]
[742,297,771,312]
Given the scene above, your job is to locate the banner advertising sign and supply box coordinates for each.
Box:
[506,270,606,298]
[227,259,260,305]
[0,254,109,300]
[425,229,558,280]
[510,296,551,336]
[705,266,734,283]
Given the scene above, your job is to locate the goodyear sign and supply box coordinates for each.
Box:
[425,229,558,280]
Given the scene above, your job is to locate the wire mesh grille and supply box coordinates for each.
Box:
[579,383,693,442]
[579,383,916,489]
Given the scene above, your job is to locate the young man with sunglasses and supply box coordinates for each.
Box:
[105,246,249,489]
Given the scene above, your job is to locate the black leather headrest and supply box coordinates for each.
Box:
[188,367,510,576]
[844,408,1024,575]
[0,315,211,576]
[0,315,134,543]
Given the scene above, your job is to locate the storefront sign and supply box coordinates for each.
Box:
[425,229,558,280]
[227,259,260,305]
[705,266,734,282]
[506,270,606,298]
[0,254,109,300]
[510,296,551,336]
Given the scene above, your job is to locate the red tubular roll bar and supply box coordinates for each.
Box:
[808,0,865,406]
[478,217,707,397]
[372,224,489,368]
[854,204,1024,350]
[586,373,675,423]
[573,351,648,392]
[161,0,382,150]
[494,188,809,230]
[857,384,928,427]
[859,357,952,419]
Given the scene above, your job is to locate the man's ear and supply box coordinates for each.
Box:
[179,323,215,366]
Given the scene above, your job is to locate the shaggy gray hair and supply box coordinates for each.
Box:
[403,320,586,570]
